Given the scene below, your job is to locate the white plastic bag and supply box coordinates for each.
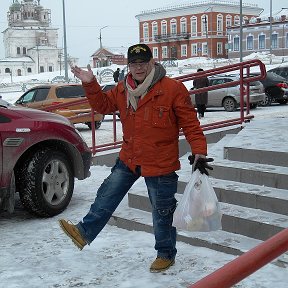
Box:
[173,169,222,232]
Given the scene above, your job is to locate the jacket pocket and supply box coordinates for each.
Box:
[152,106,171,128]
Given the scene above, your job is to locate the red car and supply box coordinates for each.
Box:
[0,100,91,217]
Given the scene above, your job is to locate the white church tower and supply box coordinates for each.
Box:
[0,0,64,77]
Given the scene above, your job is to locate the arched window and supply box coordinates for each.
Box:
[201,15,208,36]
[17,69,22,76]
[17,47,21,54]
[161,20,167,36]
[5,68,11,73]
[143,22,149,42]
[226,15,232,28]
[152,21,158,40]
[180,17,187,34]
[247,35,254,50]
[259,34,266,49]
[234,15,240,26]
[170,19,177,35]
[233,36,240,51]
[23,47,27,55]
[217,14,223,35]
[190,16,197,37]
[27,67,32,73]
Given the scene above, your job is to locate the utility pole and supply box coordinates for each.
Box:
[62,0,68,82]
[240,0,243,62]
[269,0,273,64]
[99,26,108,50]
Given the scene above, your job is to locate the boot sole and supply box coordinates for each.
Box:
[59,220,86,250]
[150,260,175,273]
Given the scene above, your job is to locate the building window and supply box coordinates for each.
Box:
[217,14,223,35]
[271,33,278,49]
[40,66,44,73]
[180,17,187,33]
[234,15,240,26]
[152,22,158,40]
[191,16,197,37]
[23,47,27,55]
[259,34,265,49]
[226,15,232,27]
[153,47,158,59]
[233,36,240,51]
[202,43,208,55]
[201,15,208,36]
[247,35,253,50]
[143,23,149,42]
[191,43,198,56]
[217,42,223,55]
[48,66,53,72]
[162,46,168,58]
[5,68,11,73]
[27,68,32,73]
[161,20,167,36]
[181,44,187,57]
[17,47,21,54]
[170,19,177,35]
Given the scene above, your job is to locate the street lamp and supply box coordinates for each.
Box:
[269,0,273,64]
[99,25,108,50]
[62,0,68,82]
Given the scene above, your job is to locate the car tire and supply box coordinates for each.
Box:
[223,97,237,112]
[18,148,74,217]
[259,94,272,106]
[87,120,102,130]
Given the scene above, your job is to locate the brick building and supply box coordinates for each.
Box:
[227,14,288,59]
[135,0,263,61]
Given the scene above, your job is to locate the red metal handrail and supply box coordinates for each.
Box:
[39,59,266,155]
[188,228,288,288]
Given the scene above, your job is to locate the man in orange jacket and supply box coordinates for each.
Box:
[59,43,213,273]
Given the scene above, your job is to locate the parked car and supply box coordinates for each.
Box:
[268,66,288,81]
[14,83,104,129]
[248,72,288,106]
[190,75,265,112]
[0,104,91,217]
[51,75,66,83]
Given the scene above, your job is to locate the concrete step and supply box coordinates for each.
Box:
[223,119,288,167]
[177,178,288,216]
[109,194,262,257]
[127,189,288,242]
[206,134,288,189]
[208,160,288,189]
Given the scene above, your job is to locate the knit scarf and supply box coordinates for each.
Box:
[126,67,155,111]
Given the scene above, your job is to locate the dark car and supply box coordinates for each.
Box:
[268,66,288,81]
[248,72,288,106]
[0,104,91,217]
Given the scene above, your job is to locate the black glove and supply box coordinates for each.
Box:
[188,155,214,176]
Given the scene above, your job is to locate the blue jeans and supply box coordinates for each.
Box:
[76,158,178,260]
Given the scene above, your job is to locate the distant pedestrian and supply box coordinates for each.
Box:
[193,68,209,119]
[113,68,120,82]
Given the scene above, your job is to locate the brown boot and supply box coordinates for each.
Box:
[150,257,175,273]
[59,219,87,250]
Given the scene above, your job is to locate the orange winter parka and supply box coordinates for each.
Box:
[82,72,207,177]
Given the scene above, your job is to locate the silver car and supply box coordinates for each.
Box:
[191,75,265,112]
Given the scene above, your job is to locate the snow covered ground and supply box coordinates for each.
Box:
[1,55,288,287]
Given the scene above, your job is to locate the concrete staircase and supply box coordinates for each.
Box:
[107,118,288,265]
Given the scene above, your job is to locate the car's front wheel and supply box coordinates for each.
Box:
[223,97,237,112]
[18,149,74,217]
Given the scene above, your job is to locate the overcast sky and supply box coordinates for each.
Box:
[0,0,287,65]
